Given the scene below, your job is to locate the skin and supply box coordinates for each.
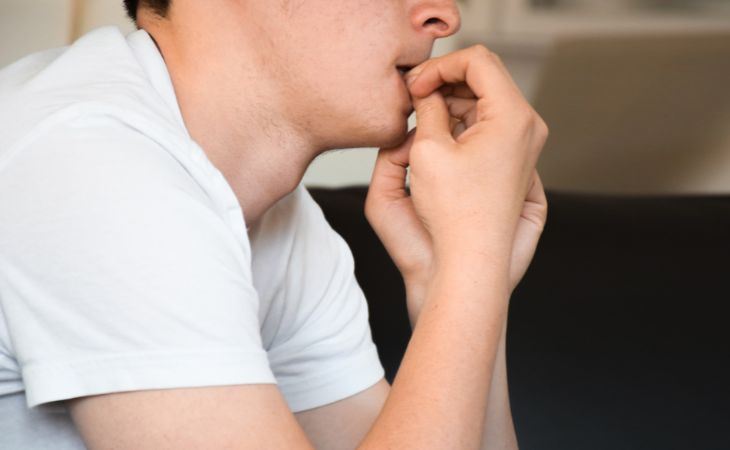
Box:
[68,1,548,449]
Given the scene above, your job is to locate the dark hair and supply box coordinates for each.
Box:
[123,0,171,22]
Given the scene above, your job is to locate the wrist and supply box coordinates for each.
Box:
[403,269,434,328]
[404,252,511,328]
[434,246,511,283]
[433,232,514,267]
[403,278,429,328]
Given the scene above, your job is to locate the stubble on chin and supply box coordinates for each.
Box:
[318,105,410,151]
[378,119,410,149]
[358,111,410,150]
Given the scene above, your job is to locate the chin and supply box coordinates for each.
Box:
[326,106,409,149]
[378,125,410,149]
[361,112,410,149]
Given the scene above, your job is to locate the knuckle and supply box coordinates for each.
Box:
[470,45,502,66]
[476,100,490,119]
[533,114,550,144]
[511,104,536,129]
[470,44,491,59]
[507,107,549,153]
[414,137,442,153]
[419,100,439,116]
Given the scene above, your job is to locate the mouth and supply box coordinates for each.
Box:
[395,64,418,115]
[396,65,413,77]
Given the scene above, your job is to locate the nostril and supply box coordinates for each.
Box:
[423,17,449,32]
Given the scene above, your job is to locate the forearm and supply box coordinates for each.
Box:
[404,278,518,450]
[360,254,510,449]
[481,321,518,450]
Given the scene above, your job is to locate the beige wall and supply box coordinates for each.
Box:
[0,0,73,66]
[462,0,730,194]
[0,0,134,66]
[78,0,136,35]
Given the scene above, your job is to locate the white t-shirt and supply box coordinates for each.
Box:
[0,26,383,448]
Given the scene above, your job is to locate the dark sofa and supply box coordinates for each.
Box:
[309,187,730,450]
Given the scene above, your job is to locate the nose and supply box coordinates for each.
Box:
[411,1,461,39]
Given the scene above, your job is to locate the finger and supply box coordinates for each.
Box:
[521,171,548,228]
[452,120,467,139]
[413,91,453,142]
[444,97,478,128]
[369,130,417,201]
[439,83,476,99]
[449,117,461,133]
[407,46,521,104]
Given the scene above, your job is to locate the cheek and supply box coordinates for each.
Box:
[319,64,386,110]
[281,44,405,138]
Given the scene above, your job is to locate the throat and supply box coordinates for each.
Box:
[197,120,315,225]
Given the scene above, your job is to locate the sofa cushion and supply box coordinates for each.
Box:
[309,187,730,450]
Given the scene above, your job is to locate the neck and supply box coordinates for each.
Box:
[140,13,319,225]
[181,95,315,225]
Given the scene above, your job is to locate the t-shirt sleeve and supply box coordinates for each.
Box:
[0,121,275,408]
[254,187,385,413]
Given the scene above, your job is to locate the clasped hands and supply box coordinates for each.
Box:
[365,46,549,324]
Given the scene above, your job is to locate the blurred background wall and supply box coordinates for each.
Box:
[1,0,729,193]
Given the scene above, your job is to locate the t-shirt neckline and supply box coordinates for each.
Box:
[126,29,189,139]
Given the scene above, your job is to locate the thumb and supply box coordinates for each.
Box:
[413,91,453,142]
[368,130,416,202]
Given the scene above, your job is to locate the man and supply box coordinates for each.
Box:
[0,0,547,448]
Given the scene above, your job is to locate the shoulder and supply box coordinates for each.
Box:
[1,115,204,205]
[0,115,248,271]
[0,27,181,157]
[0,26,148,101]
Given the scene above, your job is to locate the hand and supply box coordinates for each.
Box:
[365,46,548,319]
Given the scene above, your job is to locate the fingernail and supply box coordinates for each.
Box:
[410,64,425,77]
[406,66,424,85]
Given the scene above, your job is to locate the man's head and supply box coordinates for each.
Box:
[132,0,460,152]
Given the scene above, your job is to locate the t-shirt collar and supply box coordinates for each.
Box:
[126,29,189,138]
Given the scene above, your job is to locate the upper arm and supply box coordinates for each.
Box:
[68,384,314,450]
[0,121,273,406]
[251,187,385,413]
[69,379,390,450]
[1,122,389,448]
[295,378,390,450]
